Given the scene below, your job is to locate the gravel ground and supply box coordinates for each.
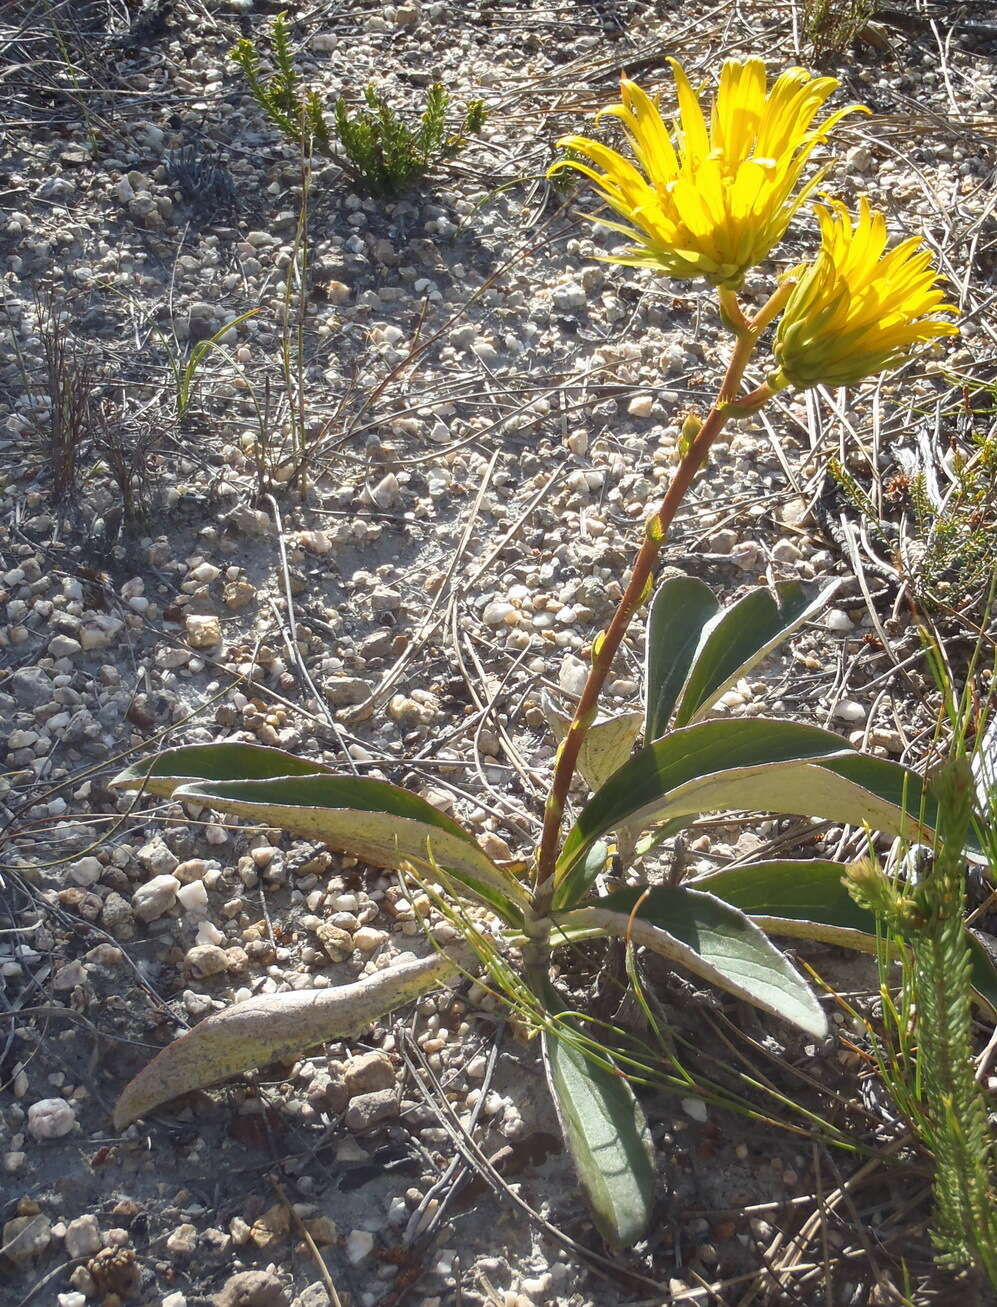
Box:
[2,1,997,1304]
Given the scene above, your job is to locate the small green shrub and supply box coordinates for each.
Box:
[825,430,997,618]
[910,430,997,614]
[334,82,487,197]
[847,743,997,1285]
[804,0,875,59]
[230,13,486,194]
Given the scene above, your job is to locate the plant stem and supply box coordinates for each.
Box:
[532,283,792,910]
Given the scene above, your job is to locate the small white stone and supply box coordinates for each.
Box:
[465,1054,488,1079]
[47,635,81,658]
[833,699,867,724]
[627,393,654,418]
[482,600,518,626]
[52,961,86,991]
[166,1223,197,1255]
[27,1097,75,1139]
[186,614,221,649]
[825,608,854,632]
[771,538,802,564]
[367,472,401,509]
[553,282,586,311]
[709,529,738,555]
[132,874,179,922]
[64,1214,101,1259]
[188,562,221,584]
[558,654,588,698]
[67,856,102,886]
[353,927,387,953]
[139,838,178,875]
[195,920,225,946]
[345,1229,374,1264]
[177,880,209,915]
[681,1096,708,1123]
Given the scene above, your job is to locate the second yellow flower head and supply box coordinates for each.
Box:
[772,197,959,389]
[550,58,863,288]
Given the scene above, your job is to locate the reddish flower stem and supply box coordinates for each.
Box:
[531,283,793,913]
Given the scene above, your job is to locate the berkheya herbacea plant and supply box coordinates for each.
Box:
[109,59,988,1247]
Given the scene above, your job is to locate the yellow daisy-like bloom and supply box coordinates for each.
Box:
[771,197,959,389]
[548,58,863,288]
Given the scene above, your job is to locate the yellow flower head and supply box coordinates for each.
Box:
[548,58,863,288]
[772,197,959,389]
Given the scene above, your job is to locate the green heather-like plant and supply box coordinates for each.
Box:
[828,421,997,618]
[334,82,487,197]
[230,13,486,193]
[105,56,988,1250]
[843,636,997,1287]
[804,0,875,60]
[230,13,331,157]
[846,760,997,1287]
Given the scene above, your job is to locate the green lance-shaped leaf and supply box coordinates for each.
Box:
[693,860,997,1018]
[179,308,260,415]
[672,580,840,728]
[541,985,655,1247]
[553,886,827,1038]
[111,741,335,798]
[170,774,528,921]
[555,718,938,908]
[644,574,720,743]
[114,943,475,1129]
[543,694,642,794]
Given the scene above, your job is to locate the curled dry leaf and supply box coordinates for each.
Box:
[114,943,476,1129]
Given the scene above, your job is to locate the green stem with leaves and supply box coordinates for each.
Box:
[531,281,793,915]
[913,761,997,1281]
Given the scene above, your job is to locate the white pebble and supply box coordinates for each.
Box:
[825,608,854,632]
[558,654,588,698]
[177,880,209,915]
[63,1214,101,1259]
[771,538,802,564]
[67,857,102,886]
[345,1230,374,1264]
[132,874,178,922]
[833,699,867,724]
[27,1097,76,1139]
[681,1096,709,1123]
[482,600,518,627]
[353,927,387,952]
[195,920,225,946]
